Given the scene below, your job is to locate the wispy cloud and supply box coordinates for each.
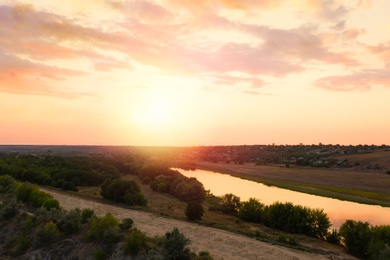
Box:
[314,69,390,91]
[0,0,388,97]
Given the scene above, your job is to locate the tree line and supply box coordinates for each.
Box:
[207,193,390,259]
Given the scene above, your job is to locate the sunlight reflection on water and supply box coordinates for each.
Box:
[176,168,390,228]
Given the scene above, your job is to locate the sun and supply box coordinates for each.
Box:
[132,99,174,128]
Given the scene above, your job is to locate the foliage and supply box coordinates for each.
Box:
[185,201,204,221]
[87,214,120,245]
[81,208,95,223]
[100,179,147,207]
[196,251,214,260]
[220,193,241,214]
[0,199,21,220]
[120,218,134,231]
[0,154,121,191]
[237,198,264,223]
[58,208,82,235]
[138,165,206,203]
[262,202,330,238]
[123,228,148,256]
[0,174,16,193]
[37,221,60,247]
[92,248,107,260]
[16,183,60,210]
[325,229,341,245]
[161,228,191,260]
[339,220,372,259]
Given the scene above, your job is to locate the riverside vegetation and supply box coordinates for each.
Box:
[0,150,390,259]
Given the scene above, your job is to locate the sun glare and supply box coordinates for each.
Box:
[132,99,174,128]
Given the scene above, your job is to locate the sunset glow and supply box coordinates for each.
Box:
[1,0,389,146]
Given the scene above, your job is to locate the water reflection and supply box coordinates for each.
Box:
[176,168,390,228]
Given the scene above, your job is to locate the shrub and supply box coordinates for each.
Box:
[100,179,147,207]
[220,194,241,215]
[326,229,341,245]
[185,201,204,221]
[238,198,264,223]
[197,251,213,260]
[339,220,372,259]
[0,175,16,193]
[58,208,82,235]
[92,248,107,260]
[42,198,60,210]
[120,218,134,231]
[87,214,119,244]
[81,208,95,223]
[161,228,191,260]
[37,221,60,247]
[0,200,20,219]
[123,228,148,255]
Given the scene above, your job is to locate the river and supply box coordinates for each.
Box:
[176,168,390,228]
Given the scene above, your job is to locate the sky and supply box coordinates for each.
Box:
[0,0,389,146]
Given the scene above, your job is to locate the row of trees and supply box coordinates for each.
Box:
[130,164,206,203]
[339,220,390,259]
[209,194,331,239]
[0,154,123,191]
[208,193,390,258]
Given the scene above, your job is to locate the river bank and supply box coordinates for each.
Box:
[194,162,390,207]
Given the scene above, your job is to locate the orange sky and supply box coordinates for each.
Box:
[1,0,389,146]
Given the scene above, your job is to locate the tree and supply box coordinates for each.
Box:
[220,193,241,214]
[238,198,264,223]
[161,228,191,260]
[185,201,204,221]
[339,220,372,259]
[100,179,147,207]
[0,175,16,193]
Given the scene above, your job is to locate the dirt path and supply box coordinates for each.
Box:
[42,188,352,260]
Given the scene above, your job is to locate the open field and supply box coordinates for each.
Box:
[41,187,355,260]
[195,161,390,207]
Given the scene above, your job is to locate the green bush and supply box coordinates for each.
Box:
[197,251,214,260]
[81,208,95,223]
[220,194,241,215]
[0,175,16,193]
[37,221,60,247]
[185,201,204,221]
[237,198,264,223]
[16,183,59,210]
[87,214,119,244]
[58,208,82,235]
[161,228,191,260]
[100,179,147,207]
[123,228,148,255]
[0,200,20,219]
[339,220,372,259]
[120,218,134,231]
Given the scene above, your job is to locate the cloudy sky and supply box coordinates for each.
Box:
[1,0,389,146]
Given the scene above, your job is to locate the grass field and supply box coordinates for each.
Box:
[195,161,390,207]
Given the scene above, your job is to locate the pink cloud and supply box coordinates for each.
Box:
[0,53,86,98]
[314,70,390,91]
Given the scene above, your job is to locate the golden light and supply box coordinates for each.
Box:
[132,98,174,129]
